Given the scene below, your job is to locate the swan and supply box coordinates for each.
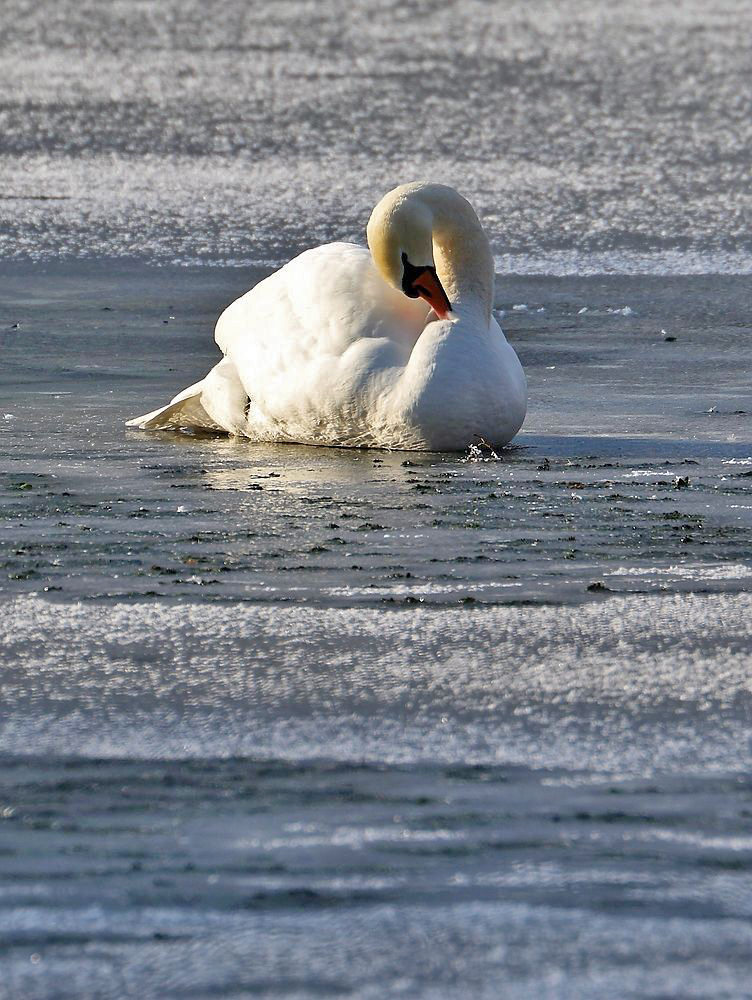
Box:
[126,182,527,451]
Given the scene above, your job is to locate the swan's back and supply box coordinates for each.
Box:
[214,243,432,445]
[215,243,428,359]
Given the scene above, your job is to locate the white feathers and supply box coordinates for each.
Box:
[127,185,527,451]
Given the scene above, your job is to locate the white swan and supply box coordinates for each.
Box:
[127,182,527,451]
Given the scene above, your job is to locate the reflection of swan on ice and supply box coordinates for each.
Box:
[127,183,527,452]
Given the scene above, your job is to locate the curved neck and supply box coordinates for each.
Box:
[425,189,495,325]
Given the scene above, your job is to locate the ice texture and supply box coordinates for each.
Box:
[2,5,752,997]
[2,591,752,774]
[1,0,751,270]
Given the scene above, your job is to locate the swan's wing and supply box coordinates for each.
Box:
[128,243,429,440]
[214,243,430,432]
[126,357,248,432]
[215,243,427,357]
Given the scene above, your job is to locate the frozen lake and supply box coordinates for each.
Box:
[1,1,752,997]
[2,0,751,274]
[2,264,752,998]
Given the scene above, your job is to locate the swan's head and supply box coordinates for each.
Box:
[367,183,453,320]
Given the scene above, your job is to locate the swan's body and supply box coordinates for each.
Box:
[127,183,527,451]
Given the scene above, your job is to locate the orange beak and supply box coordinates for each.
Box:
[412,268,453,320]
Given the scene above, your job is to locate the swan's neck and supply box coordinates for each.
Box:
[429,198,495,326]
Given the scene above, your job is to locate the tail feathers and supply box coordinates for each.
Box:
[126,359,249,433]
[126,389,223,431]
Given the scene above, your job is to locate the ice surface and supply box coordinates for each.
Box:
[2,2,752,996]
[2,591,752,774]
[1,264,751,996]
[1,0,751,271]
